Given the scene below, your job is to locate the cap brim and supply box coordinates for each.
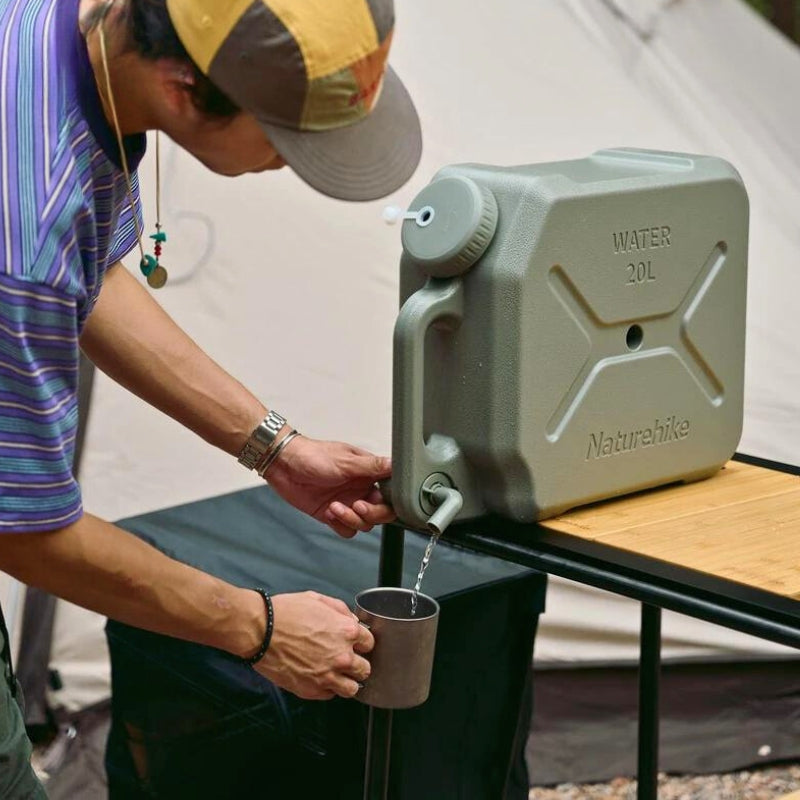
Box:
[260,67,422,202]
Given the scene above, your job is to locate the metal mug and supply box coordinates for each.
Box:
[354,587,440,709]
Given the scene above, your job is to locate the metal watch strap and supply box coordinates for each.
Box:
[238,410,287,471]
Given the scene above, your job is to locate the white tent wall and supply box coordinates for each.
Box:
[35,0,799,711]
[0,576,23,658]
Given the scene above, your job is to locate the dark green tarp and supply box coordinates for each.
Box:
[107,485,546,799]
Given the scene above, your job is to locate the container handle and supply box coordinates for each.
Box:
[391,278,465,528]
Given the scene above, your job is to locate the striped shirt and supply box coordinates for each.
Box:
[0,0,146,532]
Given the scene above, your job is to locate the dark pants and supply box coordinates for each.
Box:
[0,602,47,799]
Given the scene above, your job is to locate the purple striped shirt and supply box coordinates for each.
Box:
[0,0,146,531]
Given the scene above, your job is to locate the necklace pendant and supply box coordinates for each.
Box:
[147,265,168,289]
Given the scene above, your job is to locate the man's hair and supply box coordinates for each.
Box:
[128,0,239,118]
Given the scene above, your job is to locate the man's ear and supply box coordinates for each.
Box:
[153,58,202,123]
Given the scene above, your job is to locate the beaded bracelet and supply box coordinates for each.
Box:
[243,588,274,667]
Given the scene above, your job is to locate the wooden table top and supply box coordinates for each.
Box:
[540,461,800,600]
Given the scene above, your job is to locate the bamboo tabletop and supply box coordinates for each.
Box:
[541,461,800,600]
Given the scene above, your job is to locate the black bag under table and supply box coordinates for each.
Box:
[106,486,546,800]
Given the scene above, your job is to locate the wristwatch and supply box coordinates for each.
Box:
[238,410,287,472]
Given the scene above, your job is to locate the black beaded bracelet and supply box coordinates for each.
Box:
[244,588,274,667]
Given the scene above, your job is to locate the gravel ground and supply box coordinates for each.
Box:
[529,763,800,799]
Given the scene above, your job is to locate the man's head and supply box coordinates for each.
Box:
[124,0,422,199]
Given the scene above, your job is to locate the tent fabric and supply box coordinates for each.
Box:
[21,0,799,710]
[528,659,800,784]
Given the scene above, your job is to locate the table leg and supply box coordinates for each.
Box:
[363,523,405,800]
[378,523,406,589]
[637,604,662,800]
[364,708,393,800]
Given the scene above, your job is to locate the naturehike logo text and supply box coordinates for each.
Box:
[586,416,690,460]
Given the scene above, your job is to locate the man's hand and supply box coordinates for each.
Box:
[266,435,395,537]
[255,592,374,700]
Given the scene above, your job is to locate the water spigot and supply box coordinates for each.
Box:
[422,482,464,535]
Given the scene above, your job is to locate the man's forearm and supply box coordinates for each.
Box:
[80,263,266,456]
[0,514,264,659]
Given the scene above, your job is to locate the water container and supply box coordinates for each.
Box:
[390,148,748,530]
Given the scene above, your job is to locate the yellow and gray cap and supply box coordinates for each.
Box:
[165,0,422,201]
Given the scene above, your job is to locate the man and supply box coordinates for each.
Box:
[0,0,422,794]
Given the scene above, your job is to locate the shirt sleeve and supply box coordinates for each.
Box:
[0,273,83,532]
[106,171,144,267]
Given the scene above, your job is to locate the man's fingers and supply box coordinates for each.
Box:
[365,486,389,505]
[372,455,392,479]
[347,653,372,682]
[353,500,396,525]
[353,621,374,653]
[324,498,395,537]
[323,511,357,538]
[332,677,363,699]
[328,502,373,532]
[326,652,372,698]
[354,619,375,651]
[344,452,392,480]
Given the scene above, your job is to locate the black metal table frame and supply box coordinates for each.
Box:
[363,453,800,800]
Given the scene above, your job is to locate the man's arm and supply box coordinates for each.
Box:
[0,516,372,699]
[80,263,394,535]
[0,264,371,700]
[80,262,264,457]
[0,514,263,654]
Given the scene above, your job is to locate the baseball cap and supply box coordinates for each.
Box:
[165,0,422,201]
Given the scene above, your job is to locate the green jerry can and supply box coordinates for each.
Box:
[389,148,748,533]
